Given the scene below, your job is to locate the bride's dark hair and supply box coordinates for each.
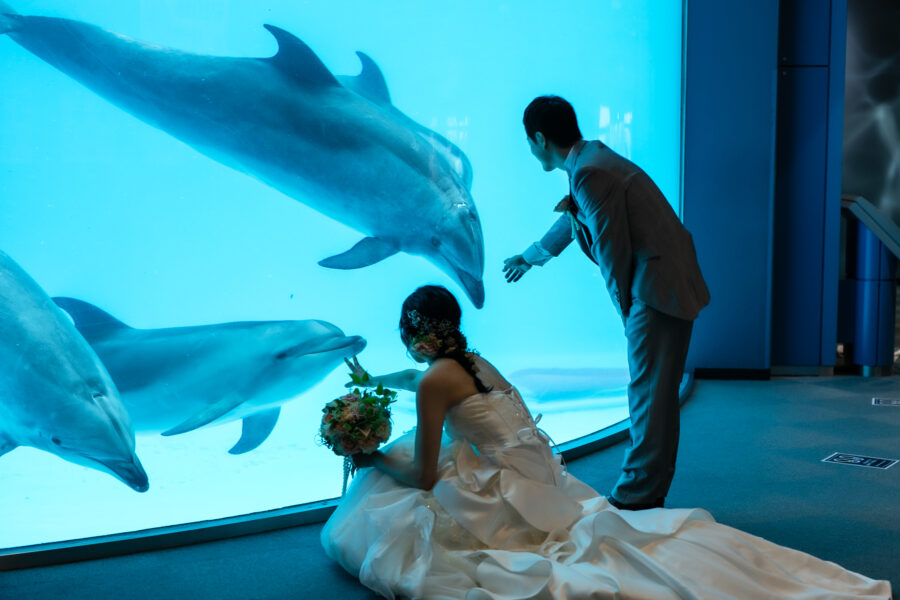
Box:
[399,285,490,394]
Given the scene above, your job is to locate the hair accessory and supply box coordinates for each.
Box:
[406,309,459,359]
[406,309,456,337]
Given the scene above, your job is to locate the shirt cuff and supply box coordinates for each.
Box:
[522,242,553,266]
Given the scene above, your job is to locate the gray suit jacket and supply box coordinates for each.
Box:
[524,140,710,321]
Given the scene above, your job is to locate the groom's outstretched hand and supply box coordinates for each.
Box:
[503,255,532,283]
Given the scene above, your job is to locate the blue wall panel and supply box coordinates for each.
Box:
[770,0,846,370]
[779,0,831,66]
[683,0,780,371]
[820,0,846,366]
[772,67,829,366]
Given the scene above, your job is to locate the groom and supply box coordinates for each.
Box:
[504,96,709,510]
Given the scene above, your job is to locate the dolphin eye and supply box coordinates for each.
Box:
[51,436,63,446]
[275,350,288,360]
[431,236,441,248]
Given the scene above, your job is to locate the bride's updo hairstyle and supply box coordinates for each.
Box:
[399,285,490,393]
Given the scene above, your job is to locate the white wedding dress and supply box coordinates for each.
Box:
[321,387,891,599]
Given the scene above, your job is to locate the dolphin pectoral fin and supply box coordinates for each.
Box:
[262,24,339,88]
[161,393,247,437]
[228,408,281,455]
[337,51,392,105]
[318,237,399,270]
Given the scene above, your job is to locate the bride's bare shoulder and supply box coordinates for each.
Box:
[418,359,479,399]
[419,359,469,385]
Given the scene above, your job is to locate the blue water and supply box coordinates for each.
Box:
[0,1,682,547]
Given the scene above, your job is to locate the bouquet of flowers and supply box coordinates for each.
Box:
[319,370,397,494]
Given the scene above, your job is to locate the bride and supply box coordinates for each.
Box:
[320,285,891,599]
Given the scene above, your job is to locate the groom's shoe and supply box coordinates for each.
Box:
[607,495,665,511]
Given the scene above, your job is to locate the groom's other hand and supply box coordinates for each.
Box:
[503,255,532,283]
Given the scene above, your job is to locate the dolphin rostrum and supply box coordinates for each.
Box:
[0,251,149,492]
[53,297,367,454]
[0,3,486,307]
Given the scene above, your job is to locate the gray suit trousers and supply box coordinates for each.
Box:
[612,299,694,506]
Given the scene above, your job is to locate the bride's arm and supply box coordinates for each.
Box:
[366,369,422,393]
[345,358,422,393]
[361,370,448,490]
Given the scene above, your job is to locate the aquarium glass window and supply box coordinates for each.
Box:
[0,0,683,547]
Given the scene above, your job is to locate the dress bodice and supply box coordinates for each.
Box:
[444,387,538,452]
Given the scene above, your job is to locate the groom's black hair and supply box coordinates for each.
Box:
[400,285,490,394]
[523,95,582,147]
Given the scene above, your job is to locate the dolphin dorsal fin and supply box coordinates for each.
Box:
[338,52,391,105]
[263,24,339,87]
[52,297,131,341]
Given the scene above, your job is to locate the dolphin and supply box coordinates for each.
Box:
[52,297,367,454]
[0,3,486,308]
[0,251,149,492]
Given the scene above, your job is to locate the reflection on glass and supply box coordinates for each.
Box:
[0,0,681,548]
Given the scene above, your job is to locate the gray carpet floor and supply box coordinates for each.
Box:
[1,376,898,599]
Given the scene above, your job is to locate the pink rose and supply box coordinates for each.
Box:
[360,439,380,453]
[341,405,360,422]
[375,421,391,441]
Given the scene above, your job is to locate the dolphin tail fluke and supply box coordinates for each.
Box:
[319,236,399,270]
[228,408,280,454]
[53,297,132,341]
[162,392,247,437]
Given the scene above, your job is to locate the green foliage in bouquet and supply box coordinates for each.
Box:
[349,371,398,405]
[320,371,397,457]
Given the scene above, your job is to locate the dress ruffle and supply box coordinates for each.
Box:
[321,395,891,600]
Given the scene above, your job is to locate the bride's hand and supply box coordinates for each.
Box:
[345,357,374,388]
